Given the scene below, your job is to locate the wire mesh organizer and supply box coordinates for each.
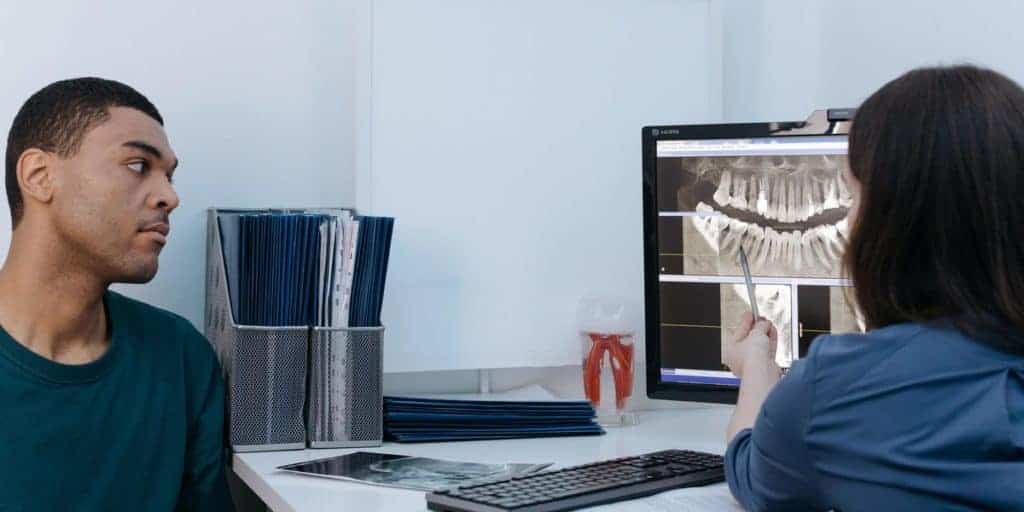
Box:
[204,208,384,452]
[307,326,384,448]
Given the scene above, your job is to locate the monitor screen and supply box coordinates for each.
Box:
[644,126,862,402]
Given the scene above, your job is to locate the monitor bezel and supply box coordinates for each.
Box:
[642,119,847,404]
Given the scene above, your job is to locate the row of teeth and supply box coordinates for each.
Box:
[694,202,848,272]
[694,155,842,175]
[711,171,853,223]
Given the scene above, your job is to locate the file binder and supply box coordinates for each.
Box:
[383,396,605,443]
[204,208,389,452]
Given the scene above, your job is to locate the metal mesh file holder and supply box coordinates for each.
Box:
[204,210,309,452]
[306,326,384,448]
[204,208,386,452]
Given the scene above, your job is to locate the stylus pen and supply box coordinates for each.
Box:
[738,246,759,319]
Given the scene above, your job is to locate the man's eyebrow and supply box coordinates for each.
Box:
[123,140,179,171]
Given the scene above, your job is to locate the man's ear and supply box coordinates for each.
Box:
[16,148,55,205]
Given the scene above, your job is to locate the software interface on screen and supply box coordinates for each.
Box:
[656,136,863,386]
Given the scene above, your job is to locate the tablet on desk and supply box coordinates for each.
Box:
[278,451,549,492]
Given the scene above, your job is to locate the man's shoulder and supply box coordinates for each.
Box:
[107,291,214,358]
[107,290,194,331]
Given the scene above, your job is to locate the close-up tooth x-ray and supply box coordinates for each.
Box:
[654,136,864,387]
[672,154,850,278]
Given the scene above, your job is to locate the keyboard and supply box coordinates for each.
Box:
[425,449,725,512]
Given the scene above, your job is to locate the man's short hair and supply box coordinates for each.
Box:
[4,77,164,226]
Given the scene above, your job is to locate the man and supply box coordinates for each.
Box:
[0,78,231,510]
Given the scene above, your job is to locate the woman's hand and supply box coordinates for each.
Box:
[723,311,780,378]
[725,312,784,443]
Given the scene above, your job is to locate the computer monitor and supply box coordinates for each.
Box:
[642,110,861,403]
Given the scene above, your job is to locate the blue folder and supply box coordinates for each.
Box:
[234,213,330,326]
[349,216,395,327]
[384,396,605,443]
[221,210,394,328]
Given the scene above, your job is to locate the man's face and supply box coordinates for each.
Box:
[48,107,179,284]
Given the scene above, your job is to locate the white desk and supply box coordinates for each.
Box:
[234,405,736,511]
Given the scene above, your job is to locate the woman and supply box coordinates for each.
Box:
[722,65,1024,511]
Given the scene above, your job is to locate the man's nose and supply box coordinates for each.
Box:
[149,176,180,213]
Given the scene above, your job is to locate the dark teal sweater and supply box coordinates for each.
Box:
[0,291,231,511]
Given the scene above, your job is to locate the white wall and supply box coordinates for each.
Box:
[367,0,719,373]
[0,0,359,327]
[722,0,1024,122]
[399,0,1024,400]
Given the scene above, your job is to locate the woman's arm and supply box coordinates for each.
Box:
[727,351,782,443]
[723,312,782,443]
[722,314,826,511]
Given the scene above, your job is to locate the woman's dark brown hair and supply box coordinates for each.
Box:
[846,65,1024,353]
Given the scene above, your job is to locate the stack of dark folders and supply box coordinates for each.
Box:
[235,213,328,326]
[384,396,605,443]
[217,210,395,328]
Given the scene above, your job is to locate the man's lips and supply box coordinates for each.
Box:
[140,222,171,244]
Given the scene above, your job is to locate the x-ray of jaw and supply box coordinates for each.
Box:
[677,154,851,278]
[721,284,793,368]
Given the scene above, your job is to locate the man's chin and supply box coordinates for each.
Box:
[116,262,159,284]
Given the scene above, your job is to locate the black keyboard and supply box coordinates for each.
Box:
[425,449,725,512]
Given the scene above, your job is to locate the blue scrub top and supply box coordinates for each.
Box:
[725,322,1024,511]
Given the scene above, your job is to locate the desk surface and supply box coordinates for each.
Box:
[234,405,736,511]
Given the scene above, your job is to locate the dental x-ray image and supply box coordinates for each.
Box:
[656,150,864,379]
[658,282,862,373]
[796,285,864,357]
[671,154,850,278]
[829,286,863,334]
[721,284,793,368]
[278,452,551,492]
